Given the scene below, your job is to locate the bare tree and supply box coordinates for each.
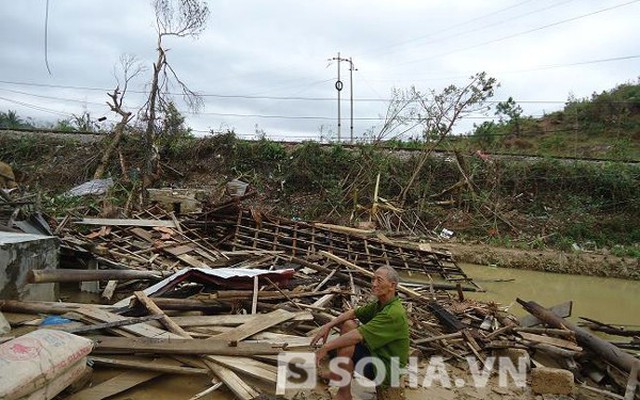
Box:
[370,88,420,144]
[141,0,210,198]
[397,72,497,206]
[94,55,144,180]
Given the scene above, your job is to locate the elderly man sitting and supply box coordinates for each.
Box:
[312,265,409,400]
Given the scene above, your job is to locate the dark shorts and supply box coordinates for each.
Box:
[352,342,376,380]
[330,342,376,380]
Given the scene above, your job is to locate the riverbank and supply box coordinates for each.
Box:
[437,242,640,280]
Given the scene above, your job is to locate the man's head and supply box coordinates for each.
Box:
[371,266,399,301]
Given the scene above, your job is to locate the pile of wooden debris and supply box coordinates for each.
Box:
[0,200,638,400]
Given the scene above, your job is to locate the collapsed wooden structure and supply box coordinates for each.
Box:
[0,201,638,400]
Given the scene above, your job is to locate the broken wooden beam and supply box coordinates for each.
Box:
[27,269,165,284]
[517,298,640,381]
[62,315,165,334]
[88,356,210,375]
[77,218,178,228]
[101,280,118,302]
[134,291,191,338]
[92,336,307,356]
[0,300,117,315]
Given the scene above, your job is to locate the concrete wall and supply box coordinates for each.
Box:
[0,232,58,301]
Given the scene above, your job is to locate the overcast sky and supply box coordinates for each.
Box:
[1,0,638,141]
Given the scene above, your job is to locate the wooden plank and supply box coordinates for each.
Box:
[75,306,175,339]
[311,284,340,309]
[88,356,209,375]
[313,223,375,236]
[75,306,260,400]
[170,211,184,234]
[130,227,154,242]
[164,244,196,256]
[207,355,277,383]
[134,291,191,338]
[0,300,117,315]
[212,288,338,301]
[62,314,164,334]
[92,336,296,356]
[210,309,297,342]
[101,280,118,302]
[313,268,337,292]
[177,253,211,268]
[27,269,163,283]
[518,331,583,351]
[247,331,314,347]
[79,218,177,228]
[153,312,313,328]
[65,370,162,400]
[193,247,221,263]
[202,360,259,400]
[251,276,259,314]
[518,298,640,383]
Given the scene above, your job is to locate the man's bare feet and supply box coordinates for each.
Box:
[317,368,332,382]
[333,386,352,400]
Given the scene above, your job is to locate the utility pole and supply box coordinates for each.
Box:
[348,57,357,144]
[330,52,344,142]
[329,53,356,143]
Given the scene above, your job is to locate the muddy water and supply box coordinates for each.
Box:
[461,263,640,326]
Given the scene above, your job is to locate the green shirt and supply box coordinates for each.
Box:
[355,296,409,386]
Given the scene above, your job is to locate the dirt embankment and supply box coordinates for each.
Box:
[437,242,640,280]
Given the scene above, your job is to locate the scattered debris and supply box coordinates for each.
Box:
[0,197,637,400]
[439,228,454,239]
[226,178,249,197]
[63,178,114,197]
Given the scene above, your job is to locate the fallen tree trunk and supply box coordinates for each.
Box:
[517,298,640,380]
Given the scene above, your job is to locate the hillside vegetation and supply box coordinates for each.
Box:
[467,80,640,161]
[1,81,639,261]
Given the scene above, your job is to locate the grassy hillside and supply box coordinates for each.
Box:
[467,81,640,161]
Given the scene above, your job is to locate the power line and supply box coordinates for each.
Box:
[0,88,108,107]
[501,54,640,73]
[0,91,503,122]
[185,111,500,121]
[363,0,537,55]
[399,0,640,65]
[369,0,575,57]
[0,95,73,117]
[4,83,637,106]
[2,50,639,104]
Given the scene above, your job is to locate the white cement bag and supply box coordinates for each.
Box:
[18,359,88,400]
[0,329,93,400]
